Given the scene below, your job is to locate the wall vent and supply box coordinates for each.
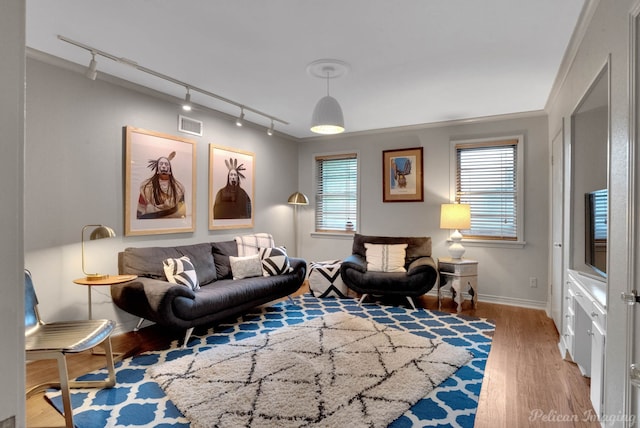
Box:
[178,115,203,136]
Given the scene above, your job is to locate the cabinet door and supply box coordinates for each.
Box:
[590,320,605,419]
[564,285,576,358]
[574,303,592,376]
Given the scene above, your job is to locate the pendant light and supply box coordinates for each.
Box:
[308,60,349,135]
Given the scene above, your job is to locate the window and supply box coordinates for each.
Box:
[315,153,358,233]
[452,136,523,242]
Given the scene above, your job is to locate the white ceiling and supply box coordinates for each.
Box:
[26,0,586,139]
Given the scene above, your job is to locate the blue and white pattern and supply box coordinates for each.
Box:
[46,294,494,428]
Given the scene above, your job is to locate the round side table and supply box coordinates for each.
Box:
[73,274,137,319]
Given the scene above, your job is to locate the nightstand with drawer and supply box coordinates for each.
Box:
[437,257,478,312]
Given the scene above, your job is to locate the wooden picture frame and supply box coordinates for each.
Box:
[209,144,255,230]
[124,126,196,236]
[382,147,424,202]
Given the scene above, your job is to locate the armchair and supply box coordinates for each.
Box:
[340,234,438,309]
[25,270,116,428]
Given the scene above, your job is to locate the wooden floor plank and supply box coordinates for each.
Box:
[26,288,597,427]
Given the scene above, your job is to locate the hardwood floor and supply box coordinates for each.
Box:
[26,287,598,427]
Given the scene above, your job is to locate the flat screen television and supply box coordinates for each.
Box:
[585,189,608,277]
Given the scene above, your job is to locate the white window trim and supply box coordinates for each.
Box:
[311,150,361,237]
[448,134,526,247]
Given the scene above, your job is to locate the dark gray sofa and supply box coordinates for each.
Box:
[110,240,306,347]
[340,234,438,309]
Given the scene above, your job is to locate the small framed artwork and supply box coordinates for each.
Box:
[209,144,255,230]
[124,126,196,236]
[382,147,424,202]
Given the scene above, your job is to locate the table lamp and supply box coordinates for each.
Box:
[82,224,116,280]
[288,192,309,256]
[440,203,471,259]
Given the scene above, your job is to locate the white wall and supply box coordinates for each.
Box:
[0,1,25,426]
[546,0,635,421]
[296,114,550,307]
[24,55,300,333]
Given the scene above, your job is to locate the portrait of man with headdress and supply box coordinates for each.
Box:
[213,157,252,219]
[137,151,186,219]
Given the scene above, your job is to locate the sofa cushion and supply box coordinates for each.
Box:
[163,256,200,291]
[211,240,238,280]
[364,243,407,272]
[259,246,290,276]
[119,243,216,285]
[352,234,432,265]
[229,254,263,280]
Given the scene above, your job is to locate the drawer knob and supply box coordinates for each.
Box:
[591,312,598,317]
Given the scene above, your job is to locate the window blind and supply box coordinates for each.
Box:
[315,153,358,232]
[455,140,518,240]
[592,189,608,241]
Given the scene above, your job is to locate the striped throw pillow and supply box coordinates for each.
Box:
[163,256,200,291]
[259,246,291,276]
[364,243,407,273]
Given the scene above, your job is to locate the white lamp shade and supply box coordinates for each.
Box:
[440,204,471,230]
[310,95,345,135]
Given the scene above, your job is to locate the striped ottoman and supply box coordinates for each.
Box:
[308,260,350,298]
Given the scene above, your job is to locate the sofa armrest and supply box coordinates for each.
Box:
[111,276,195,315]
[341,254,367,273]
[407,256,437,276]
[287,257,308,281]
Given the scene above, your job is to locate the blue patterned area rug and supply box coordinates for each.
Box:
[46,294,494,427]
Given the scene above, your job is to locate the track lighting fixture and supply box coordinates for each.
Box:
[308,59,349,135]
[58,35,288,131]
[236,108,245,127]
[267,121,275,136]
[182,88,192,111]
[85,51,97,80]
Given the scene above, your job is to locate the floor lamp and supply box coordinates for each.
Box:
[288,192,309,256]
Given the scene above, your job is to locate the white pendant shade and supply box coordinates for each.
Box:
[311,95,345,135]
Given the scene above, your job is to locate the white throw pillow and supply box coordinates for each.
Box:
[258,246,291,276]
[229,254,264,280]
[163,256,200,291]
[364,243,408,273]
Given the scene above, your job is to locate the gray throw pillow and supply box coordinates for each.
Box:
[229,254,263,280]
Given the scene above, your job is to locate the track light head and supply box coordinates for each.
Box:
[236,108,245,127]
[182,88,192,111]
[267,121,274,136]
[85,52,97,80]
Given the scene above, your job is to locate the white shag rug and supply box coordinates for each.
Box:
[150,312,472,428]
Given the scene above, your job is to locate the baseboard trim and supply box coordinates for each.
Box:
[113,318,154,336]
[425,289,547,310]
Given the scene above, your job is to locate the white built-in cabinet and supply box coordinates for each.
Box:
[563,269,606,418]
[556,61,609,422]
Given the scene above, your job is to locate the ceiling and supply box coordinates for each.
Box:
[26,0,586,140]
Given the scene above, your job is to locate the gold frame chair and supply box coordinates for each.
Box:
[25,270,116,428]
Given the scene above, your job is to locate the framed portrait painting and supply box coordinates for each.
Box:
[382,147,424,202]
[124,126,196,236]
[209,144,255,230]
